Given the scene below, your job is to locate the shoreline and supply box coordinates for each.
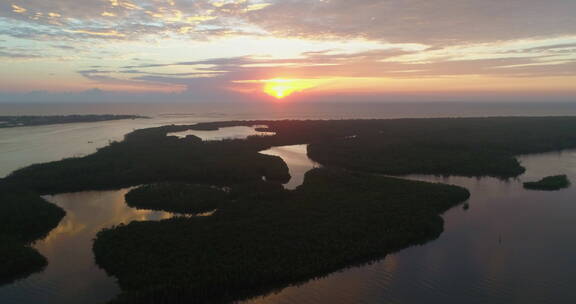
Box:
[0,115,148,129]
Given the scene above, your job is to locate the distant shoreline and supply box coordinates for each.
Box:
[0,114,148,128]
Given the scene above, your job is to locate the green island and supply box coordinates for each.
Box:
[125,183,229,214]
[4,117,576,301]
[0,114,147,128]
[95,168,470,304]
[0,182,65,285]
[523,174,570,191]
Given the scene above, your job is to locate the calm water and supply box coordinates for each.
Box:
[4,101,576,177]
[0,189,172,304]
[260,145,319,190]
[243,150,576,304]
[169,125,275,141]
[0,117,193,178]
[0,128,317,304]
[2,103,576,303]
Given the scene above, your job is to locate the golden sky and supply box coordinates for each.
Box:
[1,0,575,102]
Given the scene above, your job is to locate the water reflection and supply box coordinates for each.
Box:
[260,145,319,190]
[3,123,576,304]
[0,189,172,304]
[0,116,222,178]
[0,125,299,304]
[243,150,576,304]
[168,126,275,141]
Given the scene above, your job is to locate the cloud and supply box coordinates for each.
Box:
[0,50,42,59]
[0,88,187,103]
[60,34,573,101]
[0,0,269,41]
[114,36,576,88]
[51,44,77,50]
[1,0,575,102]
[76,68,187,92]
[248,0,576,45]
[1,0,575,46]
[0,46,45,59]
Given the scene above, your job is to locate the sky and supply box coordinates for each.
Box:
[0,0,575,103]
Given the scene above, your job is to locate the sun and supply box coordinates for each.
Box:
[263,78,317,99]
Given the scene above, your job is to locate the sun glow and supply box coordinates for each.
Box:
[263,78,319,99]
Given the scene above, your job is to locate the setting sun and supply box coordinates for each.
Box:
[263,78,319,99]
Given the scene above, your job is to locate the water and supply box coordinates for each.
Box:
[169,125,275,141]
[0,127,317,304]
[5,101,576,177]
[3,102,576,118]
[260,145,319,190]
[0,189,173,304]
[2,102,576,303]
[242,150,576,304]
[0,117,213,178]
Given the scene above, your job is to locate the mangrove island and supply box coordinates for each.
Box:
[523,174,571,191]
[4,117,576,302]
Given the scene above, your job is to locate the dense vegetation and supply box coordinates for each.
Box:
[5,117,576,300]
[0,114,146,128]
[9,117,576,195]
[523,174,570,190]
[0,183,65,244]
[7,129,289,194]
[125,183,229,214]
[94,168,470,304]
[0,237,47,286]
[188,118,576,178]
[0,182,65,285]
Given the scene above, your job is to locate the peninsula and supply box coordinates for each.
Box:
[0,114,147,128]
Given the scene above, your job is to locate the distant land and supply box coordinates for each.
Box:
[0,115,147,128]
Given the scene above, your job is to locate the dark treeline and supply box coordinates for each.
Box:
[262,117,576,178]
[0,121,288,285]
[5,117,576,299]
[0,182,65,284]
[143,117,576,178]
[0,114,147,128]
[94,168,470,304]
[125,183,229,214]
[523,174,570,191]
[9,117,576,195]
[0,236,47,286]
[126,181,288,214]
[7,129,290,194]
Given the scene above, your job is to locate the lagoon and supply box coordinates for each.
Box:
[2,142,576,303]
[3,109,576,303]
